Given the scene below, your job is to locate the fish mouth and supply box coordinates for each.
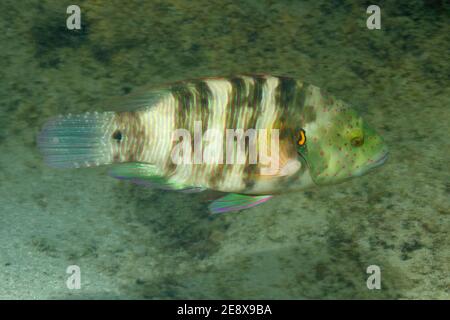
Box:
[351,151,388,178]
[369,151,389,169]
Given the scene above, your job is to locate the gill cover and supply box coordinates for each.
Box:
[297,105,387,186]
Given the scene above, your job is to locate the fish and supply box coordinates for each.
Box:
[38,75,388,214]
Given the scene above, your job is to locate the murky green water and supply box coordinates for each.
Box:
[0,0,448,299]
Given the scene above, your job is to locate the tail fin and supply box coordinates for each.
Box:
[37,112,116,168]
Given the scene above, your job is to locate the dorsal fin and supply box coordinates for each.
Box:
[100,85,170,112]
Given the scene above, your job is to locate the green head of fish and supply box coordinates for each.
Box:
[297,102,388,186]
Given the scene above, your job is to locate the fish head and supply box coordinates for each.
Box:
[296,102,388,186]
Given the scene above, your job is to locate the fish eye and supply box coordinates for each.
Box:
[351,136,364,147]
[112,130,123,142]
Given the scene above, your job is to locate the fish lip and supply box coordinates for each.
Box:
[371,151,389,168]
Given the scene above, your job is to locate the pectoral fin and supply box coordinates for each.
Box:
[209,193,273,214]
[109,162,190,191]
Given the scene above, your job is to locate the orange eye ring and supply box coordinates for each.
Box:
[298,129,306,146]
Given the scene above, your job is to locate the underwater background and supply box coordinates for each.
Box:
[0,0,448,299]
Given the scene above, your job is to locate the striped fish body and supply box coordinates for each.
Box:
[109,75,324,194]
[39,75,337,194]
